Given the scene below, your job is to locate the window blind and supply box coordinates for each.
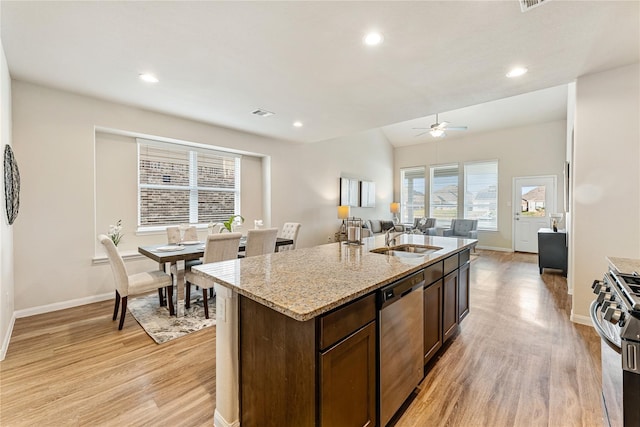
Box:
[138,139,240,228]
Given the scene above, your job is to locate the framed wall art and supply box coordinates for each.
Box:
[340,177,360,207]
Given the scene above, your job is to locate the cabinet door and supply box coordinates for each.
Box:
[458,262,470,322]
[443,270,458,343]
[424,280,443,366]
[320,322,376,427]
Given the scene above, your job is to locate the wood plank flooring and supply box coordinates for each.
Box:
[0,250,602,426]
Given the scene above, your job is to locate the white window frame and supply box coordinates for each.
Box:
[400,166,426,225]
[463,160,498,231]
[137,138,241,232]
[429,163,460,227]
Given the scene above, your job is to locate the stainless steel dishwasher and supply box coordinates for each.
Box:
[378,269,424,426]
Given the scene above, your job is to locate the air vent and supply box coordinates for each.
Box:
[251,108,275,117]
[519,0,549,12]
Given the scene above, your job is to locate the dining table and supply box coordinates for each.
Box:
[138,236,294,317]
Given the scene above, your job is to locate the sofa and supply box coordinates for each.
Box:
[362,219,403,238]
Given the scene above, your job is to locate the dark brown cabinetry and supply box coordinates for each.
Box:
[458,249,470,321]
[239,293,376,427]
[442,269,459,343]
[319,295,376,427]
[423,279,443,365]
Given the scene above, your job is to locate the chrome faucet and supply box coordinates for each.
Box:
[385,228,410,247]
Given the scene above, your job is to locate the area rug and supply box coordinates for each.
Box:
[128,293,216,344]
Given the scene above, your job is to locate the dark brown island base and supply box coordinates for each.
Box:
[192,233,476,427]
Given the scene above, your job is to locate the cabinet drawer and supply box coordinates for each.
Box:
[319,293,376,350]
[459,249,470,266]
[424,261,443,285]
[444,253,458,275]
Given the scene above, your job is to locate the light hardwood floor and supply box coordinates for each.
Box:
[0,250,602,426]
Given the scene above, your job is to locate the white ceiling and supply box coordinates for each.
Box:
[1,1,638,146]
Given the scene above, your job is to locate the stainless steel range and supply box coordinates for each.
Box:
[591,268,640,427]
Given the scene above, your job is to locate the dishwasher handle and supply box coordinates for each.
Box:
[379,270,425,309]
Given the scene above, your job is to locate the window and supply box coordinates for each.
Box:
[429,164,459,226]
[400,167,426,224]
[464,161,498,230]
[428,160,498,231]
[137,139,240,228]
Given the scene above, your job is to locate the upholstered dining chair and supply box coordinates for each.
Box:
[184,232,242,319]
[98,234,173,330]
[245,228,279,257]
[166,225,198,244]
[278,222,301,251]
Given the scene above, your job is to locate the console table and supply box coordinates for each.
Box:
[537,228,567,277]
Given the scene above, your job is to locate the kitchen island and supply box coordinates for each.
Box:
[191,233,476,427]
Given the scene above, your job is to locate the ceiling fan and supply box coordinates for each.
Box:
[413,113,468,138]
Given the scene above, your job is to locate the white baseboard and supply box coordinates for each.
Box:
[570,311,593,327]
[1,313,16,361]
[14,292,113,319]
[476,245,513,252]
[214,409,240,427]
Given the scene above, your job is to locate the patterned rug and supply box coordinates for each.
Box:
[128,293,216,344]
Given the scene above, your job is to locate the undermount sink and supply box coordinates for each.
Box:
[370,244,442,257]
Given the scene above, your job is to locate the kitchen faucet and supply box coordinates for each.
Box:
[385,228,411,247]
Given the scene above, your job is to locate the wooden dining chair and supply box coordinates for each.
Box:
[278,222,301,251]
[98,234,173,330]
[245,228,279,257]
[184,232,242,319]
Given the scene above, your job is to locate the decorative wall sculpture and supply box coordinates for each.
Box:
[4,145,20,225]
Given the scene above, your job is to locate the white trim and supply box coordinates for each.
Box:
[92,251,146,265]
[0,313,16,361]
[476,245,513,252]
[14,293,113,319]
[214,409,240,427]
[570,311,593,327]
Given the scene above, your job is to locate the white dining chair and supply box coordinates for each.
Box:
[166,225,198,244]
[184,232,242,319]
[245,228,279,257]
[278,222,301,251]
[99,234,173,330]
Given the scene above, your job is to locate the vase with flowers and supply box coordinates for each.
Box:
[108,219,123,246]
[222,215,244,232]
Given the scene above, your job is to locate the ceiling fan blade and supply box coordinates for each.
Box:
[412,127,430,130]
[415,131,430,137]
[438,121,450,128]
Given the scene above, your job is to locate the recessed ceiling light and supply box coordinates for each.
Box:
[293,121,303,128]
[363,32,384,46]
[139,73,159,83]
[506,67,528,78]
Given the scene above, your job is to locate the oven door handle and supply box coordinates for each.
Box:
[590,300,622,354]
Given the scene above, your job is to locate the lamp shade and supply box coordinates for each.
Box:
[337,205,350,220]
[390,202,400,214]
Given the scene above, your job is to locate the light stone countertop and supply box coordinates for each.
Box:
[607,256,640,275]
[191,234,476,321]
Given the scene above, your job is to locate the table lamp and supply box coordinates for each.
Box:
[338,205,350,233]
[390,202,400,224]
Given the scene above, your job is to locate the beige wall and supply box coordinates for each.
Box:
[394,120,567,250]
[10,80,395,314]
[0,39,14,360]
[571,63,640,321]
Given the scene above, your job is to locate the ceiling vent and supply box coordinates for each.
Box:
[519,0,549,12]
[251,108,275,117]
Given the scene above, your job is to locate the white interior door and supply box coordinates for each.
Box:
[513,176,557,253]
